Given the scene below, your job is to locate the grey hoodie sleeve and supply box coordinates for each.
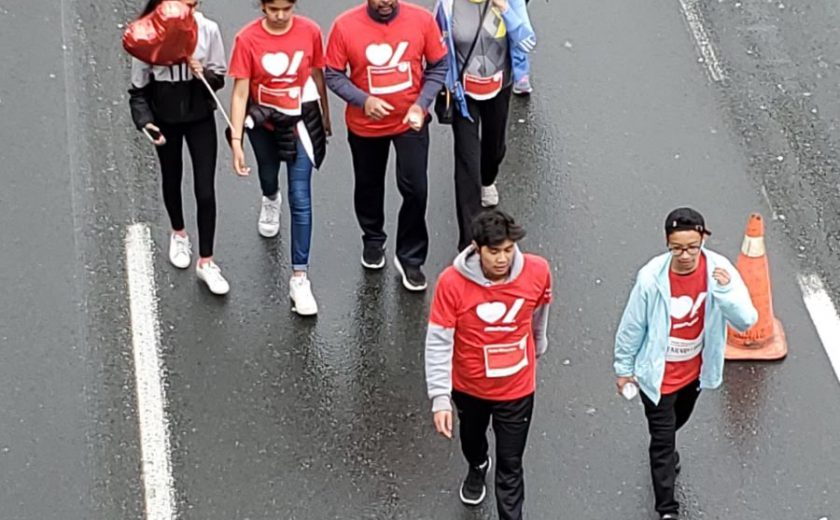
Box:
[533,303,550,357]
[201,21,226,91]
[425,324,455,412]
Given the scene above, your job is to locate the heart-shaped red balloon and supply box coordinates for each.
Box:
[122,1,198,66]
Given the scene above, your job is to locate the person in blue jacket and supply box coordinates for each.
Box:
[614,208,758,520]
[434,0,536,251]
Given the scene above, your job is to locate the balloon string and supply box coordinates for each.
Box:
[196,72,233,129]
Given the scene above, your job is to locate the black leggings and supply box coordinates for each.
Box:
[155,117,218,258]
[452,86,513,250]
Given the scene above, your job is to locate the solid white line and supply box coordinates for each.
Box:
[126,224,176,520]
[797,274,840,385]
[677,0,725,82]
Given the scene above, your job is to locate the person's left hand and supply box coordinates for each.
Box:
[323,113,333,137]
[712,267,731,286]
[188,58,204,77]
[402,104,425,132]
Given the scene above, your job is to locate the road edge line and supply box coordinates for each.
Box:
[677,0,725,82]
[126,223,176,520]
[797,273,840,385]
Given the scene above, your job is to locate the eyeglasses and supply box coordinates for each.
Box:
[668,244,702,256]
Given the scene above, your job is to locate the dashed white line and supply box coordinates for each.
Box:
[678,0,725,82]
[797,274,840,385]
[126,223,176,520]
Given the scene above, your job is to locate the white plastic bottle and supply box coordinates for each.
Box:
[622,381,639,400]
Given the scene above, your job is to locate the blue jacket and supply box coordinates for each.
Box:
[614,249,758,404]
[434,0,536,121]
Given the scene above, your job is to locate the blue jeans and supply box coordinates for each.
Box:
[247,126,313,271]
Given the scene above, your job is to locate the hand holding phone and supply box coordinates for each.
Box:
[143,123,166,146]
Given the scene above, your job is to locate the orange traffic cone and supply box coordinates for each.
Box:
[725,213,788,361]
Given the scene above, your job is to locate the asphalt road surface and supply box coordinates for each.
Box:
[1,0,839,519]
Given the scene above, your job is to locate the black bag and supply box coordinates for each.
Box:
[434,1,490,125]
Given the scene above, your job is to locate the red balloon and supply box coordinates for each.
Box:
[122,1,198,66]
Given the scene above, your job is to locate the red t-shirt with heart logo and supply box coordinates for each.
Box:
[662,254,707,394]
[429,255,552,401]
[228,16,324,115]
[325,3,447,137]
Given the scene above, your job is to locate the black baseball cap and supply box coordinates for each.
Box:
[665,207,711,237]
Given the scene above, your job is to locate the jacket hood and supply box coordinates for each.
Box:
[453,244,525,286]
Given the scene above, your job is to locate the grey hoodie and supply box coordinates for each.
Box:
[424,245,551,412]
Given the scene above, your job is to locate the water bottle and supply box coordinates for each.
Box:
[622,381,639,401]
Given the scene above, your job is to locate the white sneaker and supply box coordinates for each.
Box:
[169,233,192,269]
[258,194,282,238]
[196,261,230,295]
[481,184,499,207]
[289,274,318,316]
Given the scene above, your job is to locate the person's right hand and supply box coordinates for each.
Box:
[232,142,250,176]
[144,123,166,146]
[433,411,453,439]
[491,0,509,12]
[616,376,635,395]
[364,96,394,120]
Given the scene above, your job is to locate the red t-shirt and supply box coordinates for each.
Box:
[324,3,447,137]
[429,255,552,401]
[228,16,324,115]
[662,254,707,394]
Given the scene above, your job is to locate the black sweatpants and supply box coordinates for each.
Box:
[453,390,534,520]
[641,380,702,516]
[347,126,429,267]
[452,86,513,250]
[155,117,218,258]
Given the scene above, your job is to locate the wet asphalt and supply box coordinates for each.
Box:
[2,0,840,518]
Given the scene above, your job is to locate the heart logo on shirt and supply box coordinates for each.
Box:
[671,296,693,319]
[365,43,394,67]
[670,293,707,320]
[262,52,290,77]
[476,302,507,324]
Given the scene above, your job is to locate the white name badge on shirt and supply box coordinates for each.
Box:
[463,71,504,101]
[666,333,704,362]
[257,84,302,116]
[483,335,528,378]
[367,62,413,95]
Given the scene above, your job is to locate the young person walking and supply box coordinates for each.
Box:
[325,0,447,291]
[128,0,229,295]
[434,0,535,251]
[229,0,330,315]
[426,210,551,520]
[614,208,758,520]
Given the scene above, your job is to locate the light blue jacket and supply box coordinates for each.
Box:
[613,249,758,404]
[434,0,536,121]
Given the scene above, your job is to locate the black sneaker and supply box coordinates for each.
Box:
[394,256,427,291]
[674,451,681,475]
[361,244,386,270]
[459,457,491,506]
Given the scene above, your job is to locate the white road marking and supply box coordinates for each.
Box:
[126,224,176,520]
[797,274,840,385]
[677,0,725,82]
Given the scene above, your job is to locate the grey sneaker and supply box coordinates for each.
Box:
[512,76,533,96]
